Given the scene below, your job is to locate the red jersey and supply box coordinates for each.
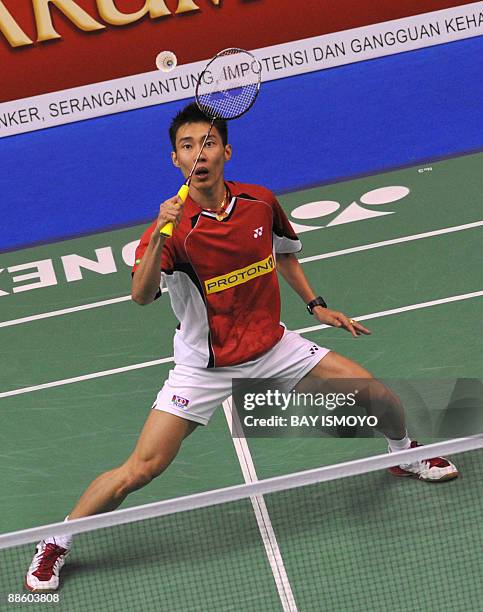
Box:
[132,182,301,368]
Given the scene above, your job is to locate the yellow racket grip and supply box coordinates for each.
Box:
[159,184,190,237]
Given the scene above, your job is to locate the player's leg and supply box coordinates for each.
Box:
[301,351,458,482]
[69,410,198,518]
[300,351,406,440]
[25,410,198,592]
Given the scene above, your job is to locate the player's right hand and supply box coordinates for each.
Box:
[155,195,184,235]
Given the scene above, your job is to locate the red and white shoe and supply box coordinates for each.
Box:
[25,541,68,592]
[388,440,459,482]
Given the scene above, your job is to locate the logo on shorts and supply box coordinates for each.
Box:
[309,345,319,355]
[171,395,190,410]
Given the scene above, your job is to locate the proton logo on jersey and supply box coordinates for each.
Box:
[290,186,410,232]
[204,254,275,295]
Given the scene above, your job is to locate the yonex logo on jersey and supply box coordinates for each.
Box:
[171,395,190,410]
[253,227,263,238]
[205,254,275,295]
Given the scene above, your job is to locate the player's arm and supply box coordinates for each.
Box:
[131,196,183,305]
[276,253,370,337]
[276,252,317,304]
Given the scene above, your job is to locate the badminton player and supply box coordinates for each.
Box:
[25,103,458,593]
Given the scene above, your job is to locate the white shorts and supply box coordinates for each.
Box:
[152,329,330,425]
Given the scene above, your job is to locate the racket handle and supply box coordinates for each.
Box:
[159,184,190,237]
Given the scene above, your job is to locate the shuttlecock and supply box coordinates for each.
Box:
[156,51,177,73]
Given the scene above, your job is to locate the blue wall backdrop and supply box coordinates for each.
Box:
[1,36,481,252]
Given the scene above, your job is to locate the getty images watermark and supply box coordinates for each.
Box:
[242,388,377,429]
[231,378,483,439]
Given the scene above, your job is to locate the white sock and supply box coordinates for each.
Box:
[44,515,73,550]
[386,432,411,453]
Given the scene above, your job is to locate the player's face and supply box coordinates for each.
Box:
[172,122,232,190]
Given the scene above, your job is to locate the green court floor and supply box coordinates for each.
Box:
[0,152,482,610]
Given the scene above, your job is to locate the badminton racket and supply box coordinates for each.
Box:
[160,47,262,237]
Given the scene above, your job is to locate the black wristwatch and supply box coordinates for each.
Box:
[306,296,327,315]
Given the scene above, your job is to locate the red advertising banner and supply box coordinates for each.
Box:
[0,0,480,102]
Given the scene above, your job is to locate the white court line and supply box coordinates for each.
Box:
[295,290,483,334]
[0,357,175,399]
[223,397,298,612]
[0,295,133,329]
[0,220,481,330]
[0,288,167,329]
[0,290,481,399]
[298,220,483,264]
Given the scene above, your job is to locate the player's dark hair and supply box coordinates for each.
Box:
[169,103,228,150]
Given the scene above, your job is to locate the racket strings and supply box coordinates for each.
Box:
[198,83,259,120]
[196,49,261,120]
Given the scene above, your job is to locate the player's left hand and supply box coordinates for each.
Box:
[312,307,371,338]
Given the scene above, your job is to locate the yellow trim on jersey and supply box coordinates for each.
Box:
[205,254,275,295]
